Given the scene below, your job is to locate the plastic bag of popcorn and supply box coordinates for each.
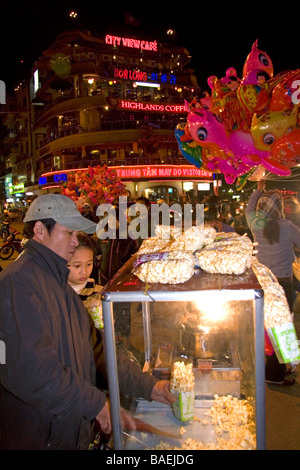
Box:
[267,322,300,364]
[170,361,195,422]
[83,295,104,329]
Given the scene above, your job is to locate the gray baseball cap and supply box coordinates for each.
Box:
[24,194,97,234]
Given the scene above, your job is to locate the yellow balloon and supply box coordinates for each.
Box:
[251,109,298,151]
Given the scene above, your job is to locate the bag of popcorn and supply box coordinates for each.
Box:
[83,295,104,330]
[252,259,300,364]
[170,361,195,422]
[267,322,300,364]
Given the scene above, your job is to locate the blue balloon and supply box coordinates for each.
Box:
[174,126,203,169]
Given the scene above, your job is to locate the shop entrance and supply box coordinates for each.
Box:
[142,185,179,204]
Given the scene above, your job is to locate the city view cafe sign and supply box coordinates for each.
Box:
[39,165,212,186]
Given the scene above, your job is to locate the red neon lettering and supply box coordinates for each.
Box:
[107,34,158,51]
[105,35,121,46]
[111,165,213,180]
[119,100,187,113]
[172,168,182,176]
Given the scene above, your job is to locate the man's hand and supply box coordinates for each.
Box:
[150,380,176,407]
[95,400,111,435]
[120,407,136,430]
[95,401,137,434]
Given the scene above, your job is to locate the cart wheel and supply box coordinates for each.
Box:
[0,246,14,259]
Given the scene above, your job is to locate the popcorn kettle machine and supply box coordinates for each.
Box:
[101,259,266,451]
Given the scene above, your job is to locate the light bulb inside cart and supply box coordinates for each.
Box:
[191,299,229,326]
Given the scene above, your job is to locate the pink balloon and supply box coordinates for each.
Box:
[187,108,230,153]
[229,130,270,164]
[206,156,250,184]
[242,39,273,85]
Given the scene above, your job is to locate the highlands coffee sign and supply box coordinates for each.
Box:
[118,99,186,113]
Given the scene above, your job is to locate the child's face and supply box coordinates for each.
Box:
[68,246,93,286]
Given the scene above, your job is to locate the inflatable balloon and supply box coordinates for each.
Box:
[241,39,273,85]
[237,40,274,127]
[269,69,300,111]
[186,106,231,154]
[208,70,246,133]
[271,128,300,167]
[221,67,240,90]
[251,108,298,151]
[175,39,300,185]
[174,124,203,169]
[228,130,270,166]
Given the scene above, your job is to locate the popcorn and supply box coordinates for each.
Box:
[252,259,292,328]
[170,361,195,393]
[170,361,195,422]
[137,237,171,254]
[195,233,254,275]
[83,296,104,329]
[133,251,195,284]
[252,258,300,364]
[169,226,216,253]
[155,225,182,240]
[153,394,256,451]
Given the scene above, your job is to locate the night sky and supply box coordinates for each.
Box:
[1,0,300,94]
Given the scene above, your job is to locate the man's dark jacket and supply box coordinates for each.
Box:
[0,240,157,450]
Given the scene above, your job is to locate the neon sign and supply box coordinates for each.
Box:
[105,35,158,52]
[118,100,186,113]
[111,165,212,179]
[39,165,212,186]
[114,68,177,85]
[114,68,147,82]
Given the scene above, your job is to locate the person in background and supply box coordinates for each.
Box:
[0,194,175,450]
[283,196,300,297]
[128,196,152,247]
[81,203,97,223]
[0,209,10,222]
[245,180,300,385]
[202,194,235,233]
[283,195,300,229]
[220,203,235,227]
[96,203,140,348]
[233,207,252,239]
[97,203,139,286]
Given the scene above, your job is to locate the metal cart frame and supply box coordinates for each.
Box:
[101,261,265,450]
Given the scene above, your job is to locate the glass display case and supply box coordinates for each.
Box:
[101,257,265,451]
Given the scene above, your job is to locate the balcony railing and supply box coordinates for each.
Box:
[39,119,179,147]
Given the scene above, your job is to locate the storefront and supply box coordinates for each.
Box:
[38,164,214,203]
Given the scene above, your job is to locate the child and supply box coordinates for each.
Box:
[68,233,104,329]
[68,233,136,358]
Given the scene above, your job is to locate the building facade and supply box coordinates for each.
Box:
[0,28,213,209]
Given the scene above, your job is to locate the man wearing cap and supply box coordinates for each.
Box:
[0,194,174,450]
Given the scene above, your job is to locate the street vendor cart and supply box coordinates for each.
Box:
[101,239,266,450]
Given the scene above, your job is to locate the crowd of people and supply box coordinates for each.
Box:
[1,182,300,449]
